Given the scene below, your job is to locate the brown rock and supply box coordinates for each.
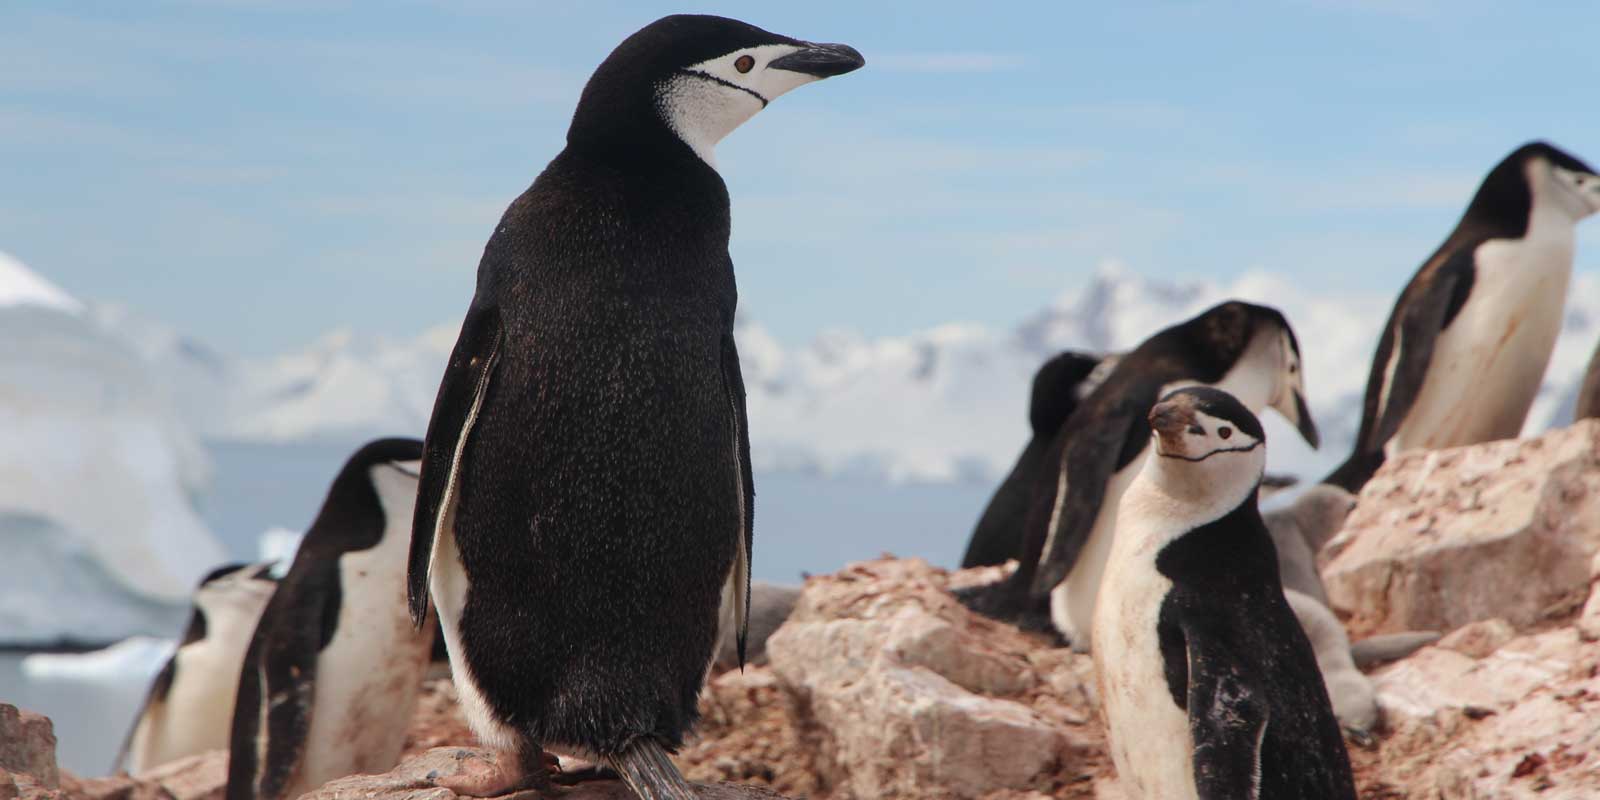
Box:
[680,668,818,798]
[0,706,57,791]
[59,751,225,800]
[1363,627,1600,798]
[1436,618,1517,659]
[765,558,1100,799]
[1324,420,1600,636]
[302,748,793,800]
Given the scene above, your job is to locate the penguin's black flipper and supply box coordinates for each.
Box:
[1027,403,1141,598]
[721,331,754,667]
[408,305,504,627]
[1182,631,1270,800]
[226,560,336,800]
[1328,249,1474,491]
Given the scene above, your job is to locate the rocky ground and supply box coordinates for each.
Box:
[5,420,1599,799]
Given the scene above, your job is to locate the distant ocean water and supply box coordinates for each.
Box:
[4,439,992,776]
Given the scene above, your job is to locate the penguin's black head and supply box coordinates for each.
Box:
[1467,141,1600,231]
[1180,302,1319,449]
[300,437,423,555]
[568,15,864,166]
[1152,385,1260,467]
[1028,350,1106,436]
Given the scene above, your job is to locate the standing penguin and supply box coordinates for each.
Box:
[1094,387,1355,800]
[405,16,862,800]
[227,438,432,800]
[962,350,1111,569]
[117,562,278,775]
[1327,142,1600,492]
[962,302,1319,647]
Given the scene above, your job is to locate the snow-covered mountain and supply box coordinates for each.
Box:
[0,253,226,644]
[195,261,1600,484]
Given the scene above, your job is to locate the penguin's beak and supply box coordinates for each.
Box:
[1276,390,1320,449]
[769,43,866,78]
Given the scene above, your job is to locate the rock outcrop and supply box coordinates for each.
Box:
[23,421,1600,800]
[764,559,1102,800]
[1,705,59,799]
[1324,419,1600,636]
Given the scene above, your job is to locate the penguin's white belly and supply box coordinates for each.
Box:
[428,517,523,756]
[1093,552,1196,800]
[129,639,245,773]
[1051,458,1142,651]
[293,546,433,795]
[1390,235,1573,454]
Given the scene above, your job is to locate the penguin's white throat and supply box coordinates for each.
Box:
[655,43,821,167]
[1541,162,1600,221]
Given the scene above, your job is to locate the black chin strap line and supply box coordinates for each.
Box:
[1157,440,1264,463]
[676,69,769,107]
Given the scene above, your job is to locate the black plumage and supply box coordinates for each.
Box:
[962,350,1105,569]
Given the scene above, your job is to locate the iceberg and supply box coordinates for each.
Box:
[0,252,226,645]
[204,261,1600,485]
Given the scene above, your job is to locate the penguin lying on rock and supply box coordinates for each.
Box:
[406,15,863,800]
[1094,387,1356,800]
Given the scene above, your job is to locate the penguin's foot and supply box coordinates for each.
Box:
[436,748,556,797]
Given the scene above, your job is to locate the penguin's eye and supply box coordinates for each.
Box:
[1289,363,1297,374]
[735,55,755,74]
[1219,427,1232,440]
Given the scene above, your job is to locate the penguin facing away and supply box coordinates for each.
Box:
[405,16,862,800]
[1326,141,1600,492]
[117,562,278,775]
[960,301,1320,646]
[227,438,433,800]
[962,350,1110,569]
[1093,387,1355,800]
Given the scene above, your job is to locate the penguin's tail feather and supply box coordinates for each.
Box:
[603,739,697,800]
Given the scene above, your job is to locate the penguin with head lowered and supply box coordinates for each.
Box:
[227,438,432,800]
[405,16,862,800]
[962,350,1112,569]
[117,562,278,775]
[1094,387,1355,800]
[1327,142,1600,492]
[961,302,1319,646]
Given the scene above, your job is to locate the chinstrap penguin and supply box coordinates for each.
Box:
[1327,141,1600,492]
[117,562,278,775]
[963,350,1110,569]
[1093,387,1355,800]
[960,301,1320,648]
[227,438,433,800]
[406,15,862,800]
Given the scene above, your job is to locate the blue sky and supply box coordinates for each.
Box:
[3,1,1599,355]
